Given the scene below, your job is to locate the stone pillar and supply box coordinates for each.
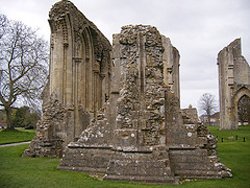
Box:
[162,36,180,105]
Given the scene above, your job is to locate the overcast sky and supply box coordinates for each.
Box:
[1,0,249,114]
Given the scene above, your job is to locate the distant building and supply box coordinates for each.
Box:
[199,112,220,126]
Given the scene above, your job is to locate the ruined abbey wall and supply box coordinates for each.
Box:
[218,39,250,130]
[24,0,111,156]
[59,24,231,182]
[25,0,231,183]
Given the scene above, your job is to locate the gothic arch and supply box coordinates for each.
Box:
[233,87,250,106]
[73,25,111,117]
[232,87,250,128]
[46,0,111,142]
[78,27,94,113]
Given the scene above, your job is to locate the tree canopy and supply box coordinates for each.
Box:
[0,14,49,129]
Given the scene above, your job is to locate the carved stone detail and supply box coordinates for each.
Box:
[25,0,111,157]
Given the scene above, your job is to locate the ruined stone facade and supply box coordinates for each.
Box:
[24,0,111,157]
[218,39,250,130]
[25,0,231,183]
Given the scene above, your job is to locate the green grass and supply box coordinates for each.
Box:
[0,126,249,188]
[0,128,35,144]
[206,125,250,188]
[208,125,250,142]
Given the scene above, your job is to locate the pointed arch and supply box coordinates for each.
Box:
[232,86,250,128]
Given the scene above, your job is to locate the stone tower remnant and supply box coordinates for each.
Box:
[218,39,250,130]
[25,0,232,183]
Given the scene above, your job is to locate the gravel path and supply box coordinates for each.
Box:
[0,141,31,147]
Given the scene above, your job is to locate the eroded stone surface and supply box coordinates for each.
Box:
[59,24,231,182]
[25,0,232,183]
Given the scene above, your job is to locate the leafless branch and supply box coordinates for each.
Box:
[199,93,217,125]
[0,14,49,129]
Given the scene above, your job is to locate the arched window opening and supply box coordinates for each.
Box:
[238,95,250,126]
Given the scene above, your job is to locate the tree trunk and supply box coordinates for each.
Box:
[208,115,211,126]
[248,105,250,126]
[5,107,15,130]
[248,114,250,126]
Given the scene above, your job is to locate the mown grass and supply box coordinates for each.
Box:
[0,128,35,144]
[0,126,249,188]
[208,125,250,143]
[207,125,250,187]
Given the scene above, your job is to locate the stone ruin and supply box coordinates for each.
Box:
[24,0,112,157]
[218,39,250,130]
[24,0,232,183]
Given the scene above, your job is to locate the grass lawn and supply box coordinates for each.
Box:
[0,126,249,188]
[0,128,35,144]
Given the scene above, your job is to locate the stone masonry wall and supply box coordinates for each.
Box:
[59,24,231,183]
[218,38,250,130]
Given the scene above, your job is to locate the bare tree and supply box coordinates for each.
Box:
[199,93,217,125]
[0,14,48,130]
